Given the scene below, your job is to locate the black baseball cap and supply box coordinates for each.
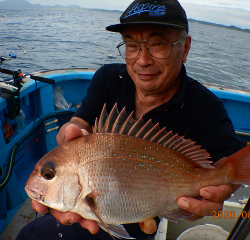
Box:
[106,0,188,33]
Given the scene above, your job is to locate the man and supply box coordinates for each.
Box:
[17,0,245,239]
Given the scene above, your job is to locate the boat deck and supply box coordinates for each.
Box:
[0,198,42,240]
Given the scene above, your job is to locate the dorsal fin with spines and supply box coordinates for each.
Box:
[111,107,128,133]
[134,119,153,138]
[119,112,136,134]
[103,103,119,133]
[127,116,145,137]
[143,124,160,141]
[93,104,212,168]
[98,104,108,133]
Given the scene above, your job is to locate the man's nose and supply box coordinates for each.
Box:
[136,44,154,66]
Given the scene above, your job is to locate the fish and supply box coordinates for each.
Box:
[25,103,250,239]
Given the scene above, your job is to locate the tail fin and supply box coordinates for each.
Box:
[223,144,250,184]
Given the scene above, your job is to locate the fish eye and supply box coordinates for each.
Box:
[41,163,56,180]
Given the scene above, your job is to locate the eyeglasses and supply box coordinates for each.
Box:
[116,38,186,59]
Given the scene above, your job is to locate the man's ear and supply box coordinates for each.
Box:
[182,36,191,63]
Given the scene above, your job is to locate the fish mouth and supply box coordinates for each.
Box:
[25,185,45,202]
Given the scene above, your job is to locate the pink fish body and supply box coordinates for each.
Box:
[25,104,250,238]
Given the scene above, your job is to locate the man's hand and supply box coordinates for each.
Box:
[32,123,99,234]
[56,117,92,145]
[32,199,99,233]
[177,184,239,221]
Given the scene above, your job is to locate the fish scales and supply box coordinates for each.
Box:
[41,132,231,224]
[25,103,250,237]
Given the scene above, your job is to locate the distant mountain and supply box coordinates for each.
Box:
[0,0,82,9]
[0,0,33,9]
[189,19,250,33]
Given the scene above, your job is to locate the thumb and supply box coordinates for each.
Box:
[64,124,84,142]
[81,129,89,135]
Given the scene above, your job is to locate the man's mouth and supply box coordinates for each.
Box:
[137,73,157,80]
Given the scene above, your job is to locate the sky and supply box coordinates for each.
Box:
[18,0,250,12]
[1,0,250,29]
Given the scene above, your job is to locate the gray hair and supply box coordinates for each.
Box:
[177,29,189,46]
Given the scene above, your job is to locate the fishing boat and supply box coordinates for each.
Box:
[0,67,250,240]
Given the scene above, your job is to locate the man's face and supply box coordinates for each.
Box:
[123,25,191,97]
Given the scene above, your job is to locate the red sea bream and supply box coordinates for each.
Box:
[25,104,250,239]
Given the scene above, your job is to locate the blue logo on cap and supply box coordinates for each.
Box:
[124,1,166,19]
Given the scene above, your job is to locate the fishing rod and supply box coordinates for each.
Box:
[0,52,17,65]
[0,67,55,85]
[0,52,55,84]
[0,52,55,120]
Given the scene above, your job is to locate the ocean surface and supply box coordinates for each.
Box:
[0,8,250,91]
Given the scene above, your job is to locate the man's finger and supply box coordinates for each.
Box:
[32,200,48,214]
[78,219,100,234]
[50,209,82,225]
[177,197,223,216]
[139,218,157,234]
[200,185,233,202]
[49,208,99,234]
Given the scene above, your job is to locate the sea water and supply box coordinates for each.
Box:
[0,8,249,91]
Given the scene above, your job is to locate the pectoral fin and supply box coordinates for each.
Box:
[162,208,194,221]
[98,223,135,239]
[83,194,115,240]
[84,193,134,239]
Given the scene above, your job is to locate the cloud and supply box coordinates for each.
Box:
[182,3,250,29]
[178,0,250,12]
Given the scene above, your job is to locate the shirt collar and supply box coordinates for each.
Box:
[119,64,188,111]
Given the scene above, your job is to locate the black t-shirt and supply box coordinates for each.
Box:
[75,63,245,163]
[74,63,245,238]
